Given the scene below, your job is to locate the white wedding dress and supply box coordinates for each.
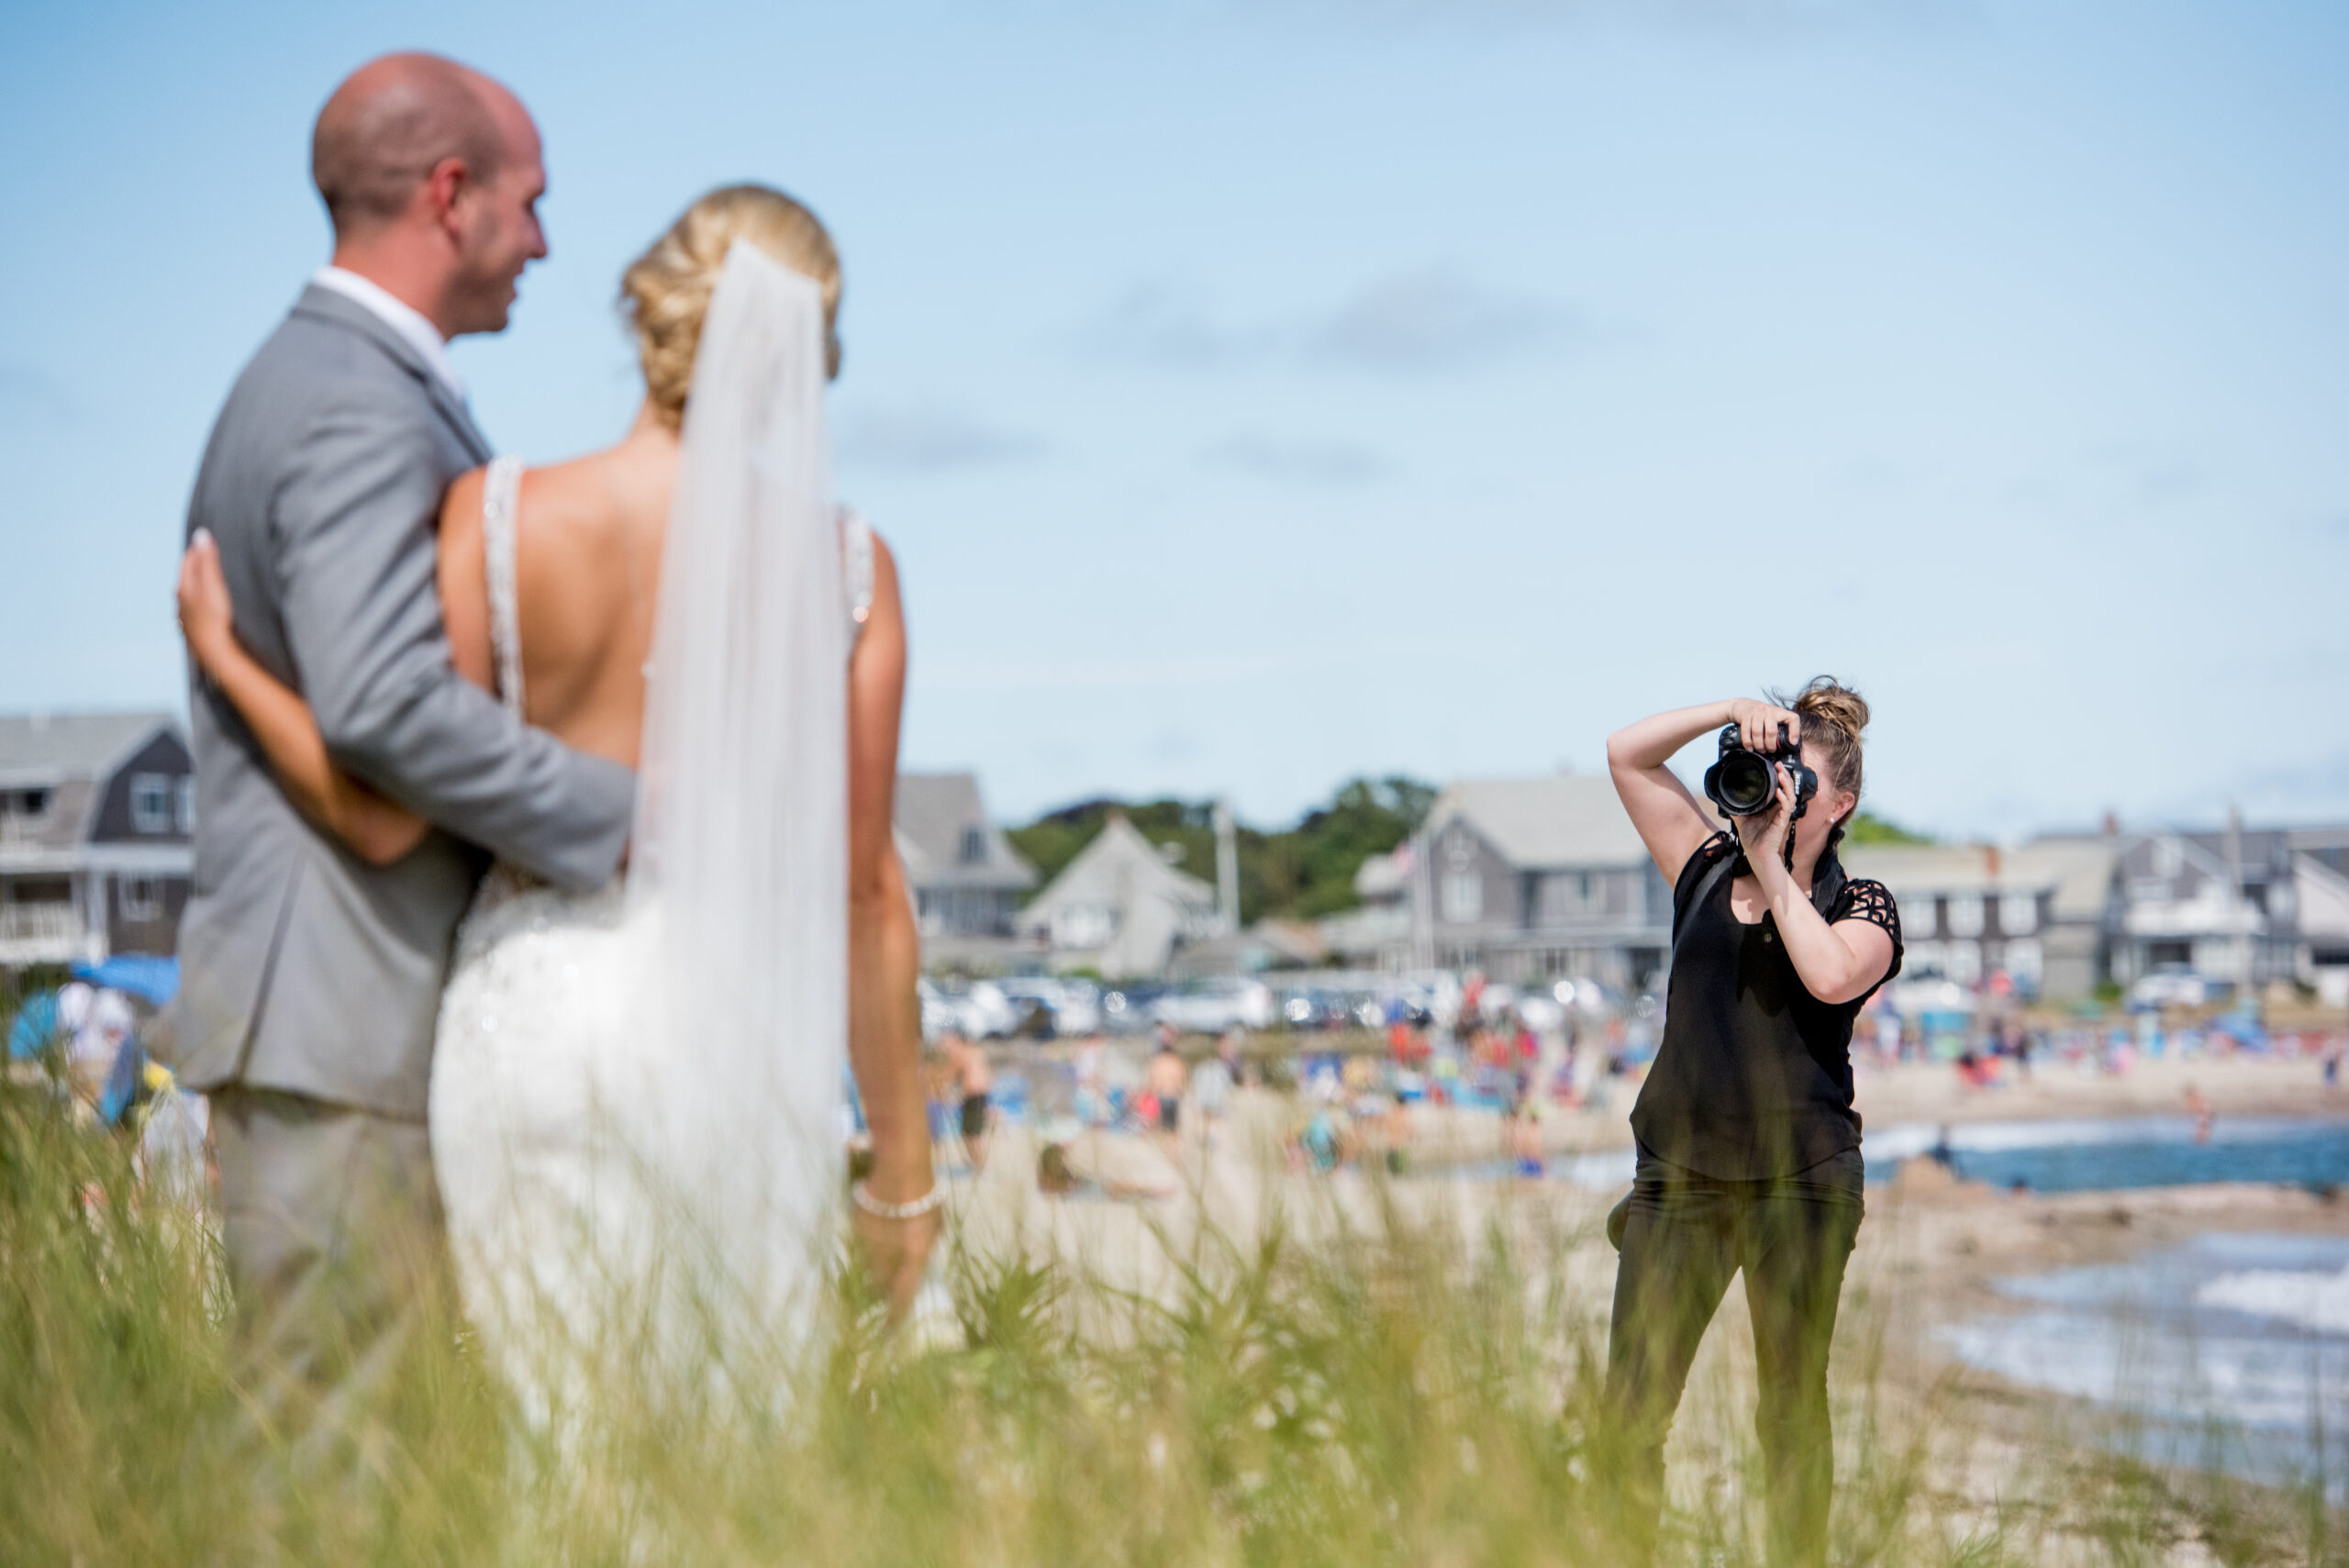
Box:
[429,246,871,1422]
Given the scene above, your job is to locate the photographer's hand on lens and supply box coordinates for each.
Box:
[1732,762,1799,874]
[1725,697,1801,755]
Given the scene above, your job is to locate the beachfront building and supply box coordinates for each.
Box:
[1014,813,1221,980]
[1365,773,1675,990]
[1319,842,1415,969]
[1841,840,2121,1000]
[894,772,1036,967]
[0,712,194,970]
[2050,817,2349,999]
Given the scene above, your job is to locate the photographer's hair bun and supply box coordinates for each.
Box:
[1776,676,1868,808]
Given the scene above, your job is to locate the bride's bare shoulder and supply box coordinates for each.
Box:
[515,446,612,515]
[440,464,488,542]
[436,466,493,686]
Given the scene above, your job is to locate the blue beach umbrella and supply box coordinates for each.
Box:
[70,955,178,1007]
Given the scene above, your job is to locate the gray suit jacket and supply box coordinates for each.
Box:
[164,284,635,1121]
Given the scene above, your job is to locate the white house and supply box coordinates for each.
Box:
[1841,840,2119,1000]
[1014,814,1221,979]
[2057,817,2349,997]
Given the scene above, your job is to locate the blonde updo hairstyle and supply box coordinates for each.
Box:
[1771,676,1870,848]
[620,183,842,428]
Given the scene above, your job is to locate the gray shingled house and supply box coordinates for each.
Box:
[893,773,1036,962]
[1407,773,1676,988]
[0,712,195,967]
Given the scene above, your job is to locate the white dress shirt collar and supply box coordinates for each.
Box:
[309,266,467,402]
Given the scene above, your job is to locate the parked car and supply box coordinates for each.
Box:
[1887,976,1973,1019]
[1512,994,1566,1035]
[1150,976,1275,1035]
[1362,985,1428,1032]
[1550,978,1618,1016]
[1098,984,1168,1036]
[1278,986,1352,1031]
[2128,966,2233,1012]
[917,977,957,1043]
[996,975,1102,1039]
[918,978,1020,1040]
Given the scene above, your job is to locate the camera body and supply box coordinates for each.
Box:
[1702,722,1816,823]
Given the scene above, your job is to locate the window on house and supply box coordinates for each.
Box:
[1441,872,1483,924]
[959,826,985,865]
[176,777,196,833]
[1052,904,1117,950]
[129,773,173,833]
[1945,895,1985,937]
[2003,939,2043,987]
[3,788,50,817]
[1998,894,2038,936]
[1943,940,1983,985]
[1538,870,1605,926]
[119,876,163,921]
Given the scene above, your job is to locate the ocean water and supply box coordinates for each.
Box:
[1864,1116,2349,1194]
[1504,1116,2349,1195]
[1938,1233,2349,1501]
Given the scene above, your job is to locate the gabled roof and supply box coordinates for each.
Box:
[1354,844,1409,900]
[1843,839,2120,921]
[1423,774,1651,870]
[893,772,1035,889]
[0,712,182,787]
[1019,816,1215,920]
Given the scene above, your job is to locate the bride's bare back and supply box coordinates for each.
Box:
[437,411,679,772]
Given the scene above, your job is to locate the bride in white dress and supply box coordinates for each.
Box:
[175,185,941,1414]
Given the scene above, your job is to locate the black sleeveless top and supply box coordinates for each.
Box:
[1630,832,1902,1181]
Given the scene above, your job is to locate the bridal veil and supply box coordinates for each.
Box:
[627,240,848,1322]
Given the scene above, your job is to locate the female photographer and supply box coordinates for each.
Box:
[1599,678,1901,1568]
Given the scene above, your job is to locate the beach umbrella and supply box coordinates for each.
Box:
[70,955,178,1007]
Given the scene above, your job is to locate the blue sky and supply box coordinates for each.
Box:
[3,0,2344,838]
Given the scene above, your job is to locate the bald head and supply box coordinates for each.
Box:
[312,52,518,237]
[309,53,549,338]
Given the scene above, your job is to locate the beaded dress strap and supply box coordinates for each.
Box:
[841,506,874,655]
[481,456,527,718]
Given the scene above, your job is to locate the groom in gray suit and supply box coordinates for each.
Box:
[165,53,632,1428]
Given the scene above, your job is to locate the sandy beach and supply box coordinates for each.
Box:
[937,1052,2348,1564]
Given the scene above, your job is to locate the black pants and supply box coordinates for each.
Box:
[1602,1146,1864,1568]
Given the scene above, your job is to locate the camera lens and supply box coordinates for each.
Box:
[1715,751,1776,815]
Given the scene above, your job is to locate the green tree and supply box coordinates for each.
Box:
[1843,809,1931,845]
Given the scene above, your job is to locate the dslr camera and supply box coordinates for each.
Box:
[1703,722,1816,823]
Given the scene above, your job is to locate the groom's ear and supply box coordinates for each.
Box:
[424,156,476,234]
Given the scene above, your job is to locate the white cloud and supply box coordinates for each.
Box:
[1086,267,1560,378]
[1307,267,1552,373]
[837,406,1042,476]
[1202,432,1390,485]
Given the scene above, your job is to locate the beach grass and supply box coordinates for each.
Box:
[2,1075,2341,1567]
